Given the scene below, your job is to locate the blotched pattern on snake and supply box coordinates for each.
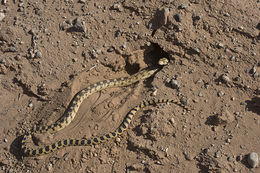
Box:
[21,58,190,156]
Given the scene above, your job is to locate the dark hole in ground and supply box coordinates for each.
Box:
[125,42,170,75]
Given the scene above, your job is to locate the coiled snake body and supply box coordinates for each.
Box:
[21,58,189,156]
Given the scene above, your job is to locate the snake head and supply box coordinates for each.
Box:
[158,57,169,66]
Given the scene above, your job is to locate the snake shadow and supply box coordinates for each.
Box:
[10,135,25,160]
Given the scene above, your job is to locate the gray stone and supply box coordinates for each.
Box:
[248,152,259,168]
[179,4,188,9]
[170,79,179,89]
[72,18,86,32]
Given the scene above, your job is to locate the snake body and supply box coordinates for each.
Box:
[21,58,189,156]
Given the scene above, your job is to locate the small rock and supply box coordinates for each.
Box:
[152,87,158,96]
[111,3,123,12]
[2,0,7,5]
[34,7,42,15]
[227,156,233,162]
[240,101,247,105]
[250,66,257,74]
[115,137,121,143]
[238,26,244,30]
[6,47,16,52]
[215,151,221,158]
[0,64,7,74]
[72,58,77,62]
[78,0,86,3]
[179,4,188,9]
[3,138,8,142]
[169,117,175,124]
[46,163,53,171]
[107,46,115,52]
[35,50,42,58]
[217,43,224,48]
[174,13,181,22]
[120,44,126,50]
[162,8,170,25]
[223,13,230,17]
[253,72,259,78]
[0,12,5,21]
[220,74,231,84]
[247,152,259,168]
[170,79,179,89]
[115,30,121,37]
[217,91,224,97]
[28,102,33,108]
[72,17,86,32]
[88,49,98,58]
[193,47,200,53]
[152,7,170,28]
[215,110,235,125]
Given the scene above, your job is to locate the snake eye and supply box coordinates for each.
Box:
[158,57,169,66]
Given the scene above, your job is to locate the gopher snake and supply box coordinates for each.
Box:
[21,58,189,156]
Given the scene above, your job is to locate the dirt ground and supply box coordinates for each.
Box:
[0,0,259,172]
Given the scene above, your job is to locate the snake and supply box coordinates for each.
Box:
[21,58,190,157]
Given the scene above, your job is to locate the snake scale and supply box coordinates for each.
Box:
[21,58,190,156]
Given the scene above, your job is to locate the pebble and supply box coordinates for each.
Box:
[111,3,123,12]
[162,8,170,25]
[169,117,175,124]
[72,18,86,32]
[0,12,5,21]
[46,163,53,171]
[120,44,126,50]
[215,151,221,158]
[227,156,233,162]
[247,152,259,168]
[115,137,121,143]
[170,79,179,89]
[0,64,7,74]
[179,4,188,9]
[174,13,181,22]
[240,101,247,105]
[28,102,33,108]
[72,58,77,62]
[220,74,231,84]
[217,43,224,48]
[193,47,200,53]
[88,49,98,58]
[250,66,257,74]
[35,50,42,58]
[6,47,16,52]
[253,72,259,78]
[4,138,8,142]
[217,91,224,97]
[78,0,86,3]
[107,46,115,52]
[224,13,230,17]
[215,110,235,125]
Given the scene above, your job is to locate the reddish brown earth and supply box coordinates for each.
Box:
[0,0,259,172]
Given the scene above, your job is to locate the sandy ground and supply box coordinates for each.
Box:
[0,0,259,172]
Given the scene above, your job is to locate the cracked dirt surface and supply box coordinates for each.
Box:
[0,0,259,172]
